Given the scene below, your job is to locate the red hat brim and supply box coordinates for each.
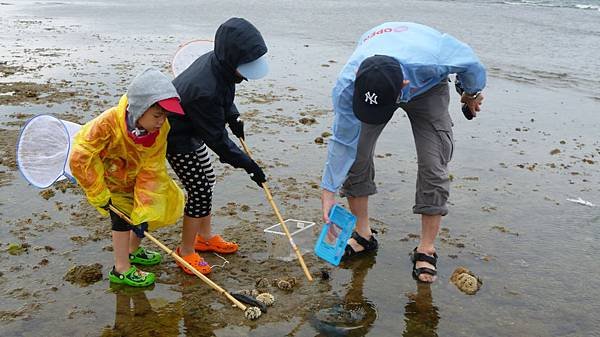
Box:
[157,97,184,115]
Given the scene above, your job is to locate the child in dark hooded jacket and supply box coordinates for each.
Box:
[166,18,269,275]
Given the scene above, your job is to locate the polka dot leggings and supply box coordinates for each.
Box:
[167,144,216,218]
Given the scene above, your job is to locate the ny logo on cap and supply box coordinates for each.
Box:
[364,91,378,105]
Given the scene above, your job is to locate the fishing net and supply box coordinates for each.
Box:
[171,39,214,76]
[16,115,81,188]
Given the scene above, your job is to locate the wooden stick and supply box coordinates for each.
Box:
[108,205,247,311]
[239,138,313,282]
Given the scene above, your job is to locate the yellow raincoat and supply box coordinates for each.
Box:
[69,95,184,230]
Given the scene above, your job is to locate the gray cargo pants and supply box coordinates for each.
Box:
[340,80,453,216]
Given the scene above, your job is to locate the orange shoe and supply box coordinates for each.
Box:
[194,234,238,254]
[175,247,211,275]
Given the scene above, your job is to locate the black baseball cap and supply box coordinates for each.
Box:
[352,55,404,125]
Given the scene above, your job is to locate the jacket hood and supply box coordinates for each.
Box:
[213,18,268,77]
[126,67,180,128]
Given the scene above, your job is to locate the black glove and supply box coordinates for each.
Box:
[130,222,148,239]
[228,117,245,140]
[244,160,266,188]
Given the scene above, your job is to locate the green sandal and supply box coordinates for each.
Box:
[129,246,162,266]
[108,266,155,287]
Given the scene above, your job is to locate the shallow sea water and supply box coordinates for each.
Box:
[1,1,599,336]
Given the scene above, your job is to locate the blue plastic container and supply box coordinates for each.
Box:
[314,204,356,266]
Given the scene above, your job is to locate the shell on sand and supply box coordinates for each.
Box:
[256,292,275,306]
[450,267,471,283]
[456,273,480,295]
[273,276,297,290]
[255,277,270,289]
[450,266,483,295]
[244,306,262,320]
[237,289,260,297]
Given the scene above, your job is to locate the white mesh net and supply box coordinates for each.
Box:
[171,39,214,77]
[16,115,81,188]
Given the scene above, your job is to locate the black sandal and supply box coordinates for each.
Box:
[342,230,378,260]
[410,247,438,283]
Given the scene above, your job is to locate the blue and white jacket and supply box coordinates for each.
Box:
[321,22,487,192]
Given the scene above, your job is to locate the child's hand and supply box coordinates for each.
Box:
[101,199,112,211]
[245,160,266,187]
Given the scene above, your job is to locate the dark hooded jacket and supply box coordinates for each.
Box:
[167,18,267,169]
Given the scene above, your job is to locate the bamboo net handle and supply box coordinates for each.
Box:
[239,138,313,282]
[108,205,247,310]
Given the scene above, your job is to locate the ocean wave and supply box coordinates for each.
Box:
[574,4,600,10]
[502,0,558,7]
[487,66,600,95]
[501,0,600,11]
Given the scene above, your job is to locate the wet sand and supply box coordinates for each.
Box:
[1,1,600,336]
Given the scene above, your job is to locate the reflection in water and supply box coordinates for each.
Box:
[310,254,378,336]
[101,285,180,337]
[403,284,440,337]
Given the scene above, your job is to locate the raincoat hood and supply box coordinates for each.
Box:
[213,17,268,79]
[126,67,180,129]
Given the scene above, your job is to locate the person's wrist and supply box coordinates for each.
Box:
[101,198,111,210]
[463,91,481,100]
[322,189,335,200]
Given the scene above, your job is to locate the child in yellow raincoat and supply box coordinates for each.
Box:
[69,67,185,287]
